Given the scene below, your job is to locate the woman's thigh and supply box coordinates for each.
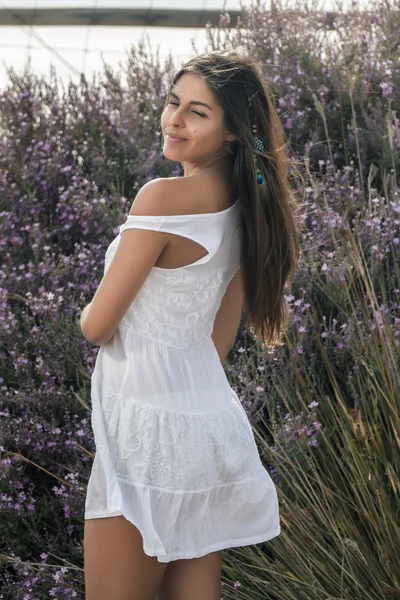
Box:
[84,515,169,600]
[157,551,222,600]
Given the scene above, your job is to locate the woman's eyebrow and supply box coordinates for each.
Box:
[169,90,213,111]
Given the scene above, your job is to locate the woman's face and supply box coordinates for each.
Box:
[160,72,234,176]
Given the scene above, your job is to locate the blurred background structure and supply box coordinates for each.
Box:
[0,0,358,89]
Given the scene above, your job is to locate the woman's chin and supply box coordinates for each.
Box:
[163,147,184,160]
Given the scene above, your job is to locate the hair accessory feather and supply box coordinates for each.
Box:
[248,95,266,186]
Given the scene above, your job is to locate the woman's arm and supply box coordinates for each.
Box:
[80,302,91,328]
[80,303,93,342]
[211,268,244,364]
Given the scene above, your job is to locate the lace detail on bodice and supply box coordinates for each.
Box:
[104,235,239,350]
[120,268,230,348]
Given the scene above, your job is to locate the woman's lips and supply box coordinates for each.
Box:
[166,134,187,143]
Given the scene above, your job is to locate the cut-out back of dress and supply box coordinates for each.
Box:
[118,197,240,271]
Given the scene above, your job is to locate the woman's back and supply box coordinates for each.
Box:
[111,177,242,349]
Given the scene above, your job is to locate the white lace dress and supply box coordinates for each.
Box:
[84,199,281,562]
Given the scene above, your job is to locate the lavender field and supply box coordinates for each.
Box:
[0,0,399,598]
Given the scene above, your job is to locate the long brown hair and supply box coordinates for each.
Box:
[162,50,302,349]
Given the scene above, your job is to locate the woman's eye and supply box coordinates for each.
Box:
[167,101,206,118]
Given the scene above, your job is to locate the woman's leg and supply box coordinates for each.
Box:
[156,551,222,600]
[84,515,169,600]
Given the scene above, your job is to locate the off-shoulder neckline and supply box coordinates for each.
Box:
[125,198,240,220]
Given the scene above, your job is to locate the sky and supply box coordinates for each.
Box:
[0,0,362,90]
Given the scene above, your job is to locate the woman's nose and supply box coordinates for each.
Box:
[168,108,185,126]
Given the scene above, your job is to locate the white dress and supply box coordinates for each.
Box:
[84,198,281,562]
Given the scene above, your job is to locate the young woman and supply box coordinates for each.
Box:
[82,49,300,600]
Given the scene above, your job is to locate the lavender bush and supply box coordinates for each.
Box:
[1,0,399,597]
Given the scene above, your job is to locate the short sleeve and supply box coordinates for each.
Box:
[119,214,167,235]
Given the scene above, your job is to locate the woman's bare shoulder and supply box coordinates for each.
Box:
[140,176,214,216]
[169,175,230,215]
[131,175,227,217]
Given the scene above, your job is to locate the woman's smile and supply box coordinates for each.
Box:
[166,134,188,143]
